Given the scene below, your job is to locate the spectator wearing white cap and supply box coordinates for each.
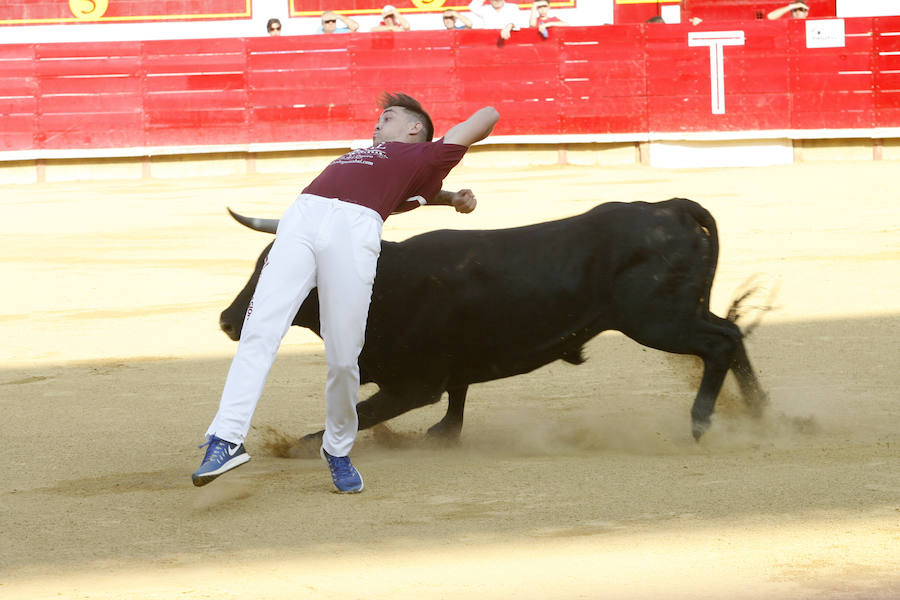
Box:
[529,0,568,38]
[468,0,522,40]
[371,5,411,31]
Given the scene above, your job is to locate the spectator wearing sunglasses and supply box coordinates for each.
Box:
[318,11,360,33]
[266,18,282,35]
[767,2,809,19]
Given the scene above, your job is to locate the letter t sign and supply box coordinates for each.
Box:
[688,31,745,115]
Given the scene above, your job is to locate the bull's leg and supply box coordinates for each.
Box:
[729,337,768,418]
[708,315,768,417]
[626,317,741,440]
[426,384,469,440]
[297,386,443,451]
[691,356,732,440]
[687,320,745,439]
[356,388,442,430]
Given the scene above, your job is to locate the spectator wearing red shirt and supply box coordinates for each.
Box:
[529,0,568,38]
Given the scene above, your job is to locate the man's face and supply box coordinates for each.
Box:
[791,5,809,18]
[536,3,549,15]
[322,13,338,32]
[443,14,456,29]
[383,14,397,26]
[373,107,418,144]
[490,0,505,9]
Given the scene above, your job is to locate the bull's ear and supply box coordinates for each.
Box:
[227,207,279,234]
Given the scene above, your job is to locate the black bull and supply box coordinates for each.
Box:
[219,198,767,445]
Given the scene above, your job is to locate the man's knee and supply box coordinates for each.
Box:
[327,360,359,380]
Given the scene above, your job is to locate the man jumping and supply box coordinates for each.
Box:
[192,93,499,493]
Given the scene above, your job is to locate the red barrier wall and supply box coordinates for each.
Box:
[2,18,899,155]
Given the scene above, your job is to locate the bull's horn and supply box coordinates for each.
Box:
[227,207,279,234]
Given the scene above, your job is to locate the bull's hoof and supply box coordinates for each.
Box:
[746,392,770,419]
[691,419,710,441]
[426,419,462,441]
[287,431,324,458]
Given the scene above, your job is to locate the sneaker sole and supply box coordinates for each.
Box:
[191,453,251,487]
[334,476,364,494]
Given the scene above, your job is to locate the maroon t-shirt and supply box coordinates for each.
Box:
[302,139,468,221]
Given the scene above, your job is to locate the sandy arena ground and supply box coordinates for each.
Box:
[1,160,899,599]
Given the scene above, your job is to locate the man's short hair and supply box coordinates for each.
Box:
[534,0,549,7]
[378,92,435,142]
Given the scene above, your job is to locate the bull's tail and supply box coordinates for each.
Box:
[667,198,779,335]
[726,275,780,336]
[668,197,720,312]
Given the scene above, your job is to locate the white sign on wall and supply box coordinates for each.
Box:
[806,19,845,49]
[660,5,681,23]
[688,31,746,115]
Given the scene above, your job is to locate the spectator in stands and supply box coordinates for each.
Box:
[442,9,473,30]
[318,11,360,33]
[530,0,568,38]
[646,14,702,25]
[267,18,282,35]
[767,2,809,19]
[371,5,411,31]
[468,0,521,40]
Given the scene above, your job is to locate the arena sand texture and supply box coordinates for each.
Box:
[2,161,899,599]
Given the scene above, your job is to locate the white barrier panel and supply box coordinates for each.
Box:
[837,0,900,18]
[649,139,794,168]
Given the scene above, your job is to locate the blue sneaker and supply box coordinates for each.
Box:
[192,435,250,487]
[320,447,364,493]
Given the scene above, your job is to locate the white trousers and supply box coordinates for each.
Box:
[206,194,383,457]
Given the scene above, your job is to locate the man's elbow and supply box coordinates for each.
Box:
[481,106,500,124]
[476,107,500,141]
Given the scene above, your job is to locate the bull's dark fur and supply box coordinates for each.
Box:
[220,199,767,445]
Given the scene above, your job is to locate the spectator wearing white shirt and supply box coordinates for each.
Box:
[468,0,521,40]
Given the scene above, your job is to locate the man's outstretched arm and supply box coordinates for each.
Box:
[443,106,499,147]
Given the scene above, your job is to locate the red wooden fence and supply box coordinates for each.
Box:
[1,18,899,155]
